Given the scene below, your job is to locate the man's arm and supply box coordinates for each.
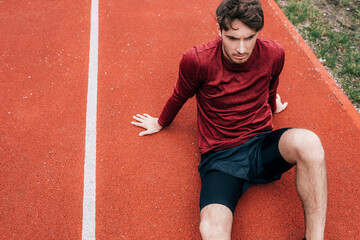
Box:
[269,44,287,113]
[131,48,201,136]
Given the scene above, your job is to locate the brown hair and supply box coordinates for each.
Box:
[216,0,264,32]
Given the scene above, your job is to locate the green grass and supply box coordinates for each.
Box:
[275,0,360,110]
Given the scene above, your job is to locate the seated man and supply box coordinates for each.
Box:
[132,0,328,239]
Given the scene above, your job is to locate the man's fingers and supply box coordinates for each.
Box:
[280,102,288,110]
[139,128,160,136]
[139,130,151,136]
[133,115,144,122]
[131,121,144,127]
[275,102,288,113]
[136,114,147,119]
[133,113,152,122]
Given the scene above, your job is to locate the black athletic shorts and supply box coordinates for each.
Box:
[199,128,294,213]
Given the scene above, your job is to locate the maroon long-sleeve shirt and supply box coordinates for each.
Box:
[158,37,285,154]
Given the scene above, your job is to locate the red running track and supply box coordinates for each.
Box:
[1,0,360,239]
[0,0,91,239]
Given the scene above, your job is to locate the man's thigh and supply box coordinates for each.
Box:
[199,170,245,213]
[259,128,295,178]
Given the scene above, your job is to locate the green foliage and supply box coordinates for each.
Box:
[276,0,360,108]
[283,1,311,25]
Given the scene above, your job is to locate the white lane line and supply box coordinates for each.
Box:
[82,0,99,239]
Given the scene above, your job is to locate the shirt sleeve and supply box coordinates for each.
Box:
[268,46,285,112]
[158,48,202,127]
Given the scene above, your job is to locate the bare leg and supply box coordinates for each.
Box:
[279,129,328,240]
[199,204,233,240]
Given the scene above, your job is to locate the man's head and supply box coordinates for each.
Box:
[216,0,264,32]
[216,0,264,64]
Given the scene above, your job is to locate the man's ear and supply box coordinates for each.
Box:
[216,23,222,37]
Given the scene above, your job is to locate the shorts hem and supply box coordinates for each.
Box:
[200,200,236,214]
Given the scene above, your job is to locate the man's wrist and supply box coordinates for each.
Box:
[155,118,163,130]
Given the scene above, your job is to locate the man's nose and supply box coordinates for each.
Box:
[236,40,245,54]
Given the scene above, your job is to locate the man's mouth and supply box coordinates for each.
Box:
[234,54,247,60]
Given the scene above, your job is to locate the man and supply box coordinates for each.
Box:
[131,0,328,239]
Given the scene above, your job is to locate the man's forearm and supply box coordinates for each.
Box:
[158,92,188,127]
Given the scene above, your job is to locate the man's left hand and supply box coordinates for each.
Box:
[274,94,288,113]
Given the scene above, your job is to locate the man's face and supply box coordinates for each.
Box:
[219,19,258,64]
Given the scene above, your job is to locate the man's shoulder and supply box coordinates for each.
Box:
[194,37,221,54]
[181,37,221,69]
[183,37,221,60]
[256,38,285,73]
[257,38,285,57]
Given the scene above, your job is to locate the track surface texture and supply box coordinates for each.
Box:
[1,0,360,239]
[0,1,91,239]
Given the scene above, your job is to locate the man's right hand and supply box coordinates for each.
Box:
[131,113,163,136]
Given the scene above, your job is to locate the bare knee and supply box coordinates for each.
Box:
[280,129,325,165]
[199,219,229,240]
[199,204,232,240]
